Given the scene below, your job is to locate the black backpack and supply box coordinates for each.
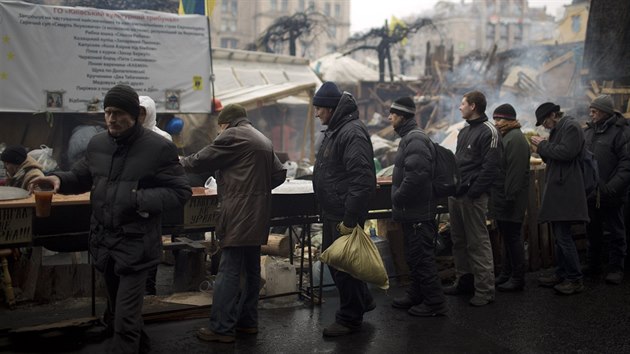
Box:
[407,130,461,198]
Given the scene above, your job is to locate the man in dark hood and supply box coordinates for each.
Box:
[312,81,376,337]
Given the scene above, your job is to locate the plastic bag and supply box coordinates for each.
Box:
[320,226,389,289]
[27,145,58,173]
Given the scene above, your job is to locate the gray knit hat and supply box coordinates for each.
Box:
[590,95,615,115]
[390,97,416,118]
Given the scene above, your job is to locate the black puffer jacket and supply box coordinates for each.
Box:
[391,118,435,222]
[56,123,192,273]
[313,92,376,225]
[584,112,630,206]
[455,114,502,198]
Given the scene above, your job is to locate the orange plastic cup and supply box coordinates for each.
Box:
[34,187,54,218]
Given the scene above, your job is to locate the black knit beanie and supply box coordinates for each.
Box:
[1,145,27,165]
[492,103,517,120]
[313,82,342,108]
[390,97,416,118]
[217,103,247,124]
[103,84,140,119]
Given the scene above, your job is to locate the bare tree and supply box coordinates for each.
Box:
[251,11,333,56]
[343,18,434,82]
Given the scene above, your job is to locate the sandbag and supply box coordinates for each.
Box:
[320,226,389,289]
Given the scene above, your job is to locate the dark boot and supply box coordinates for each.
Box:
[391,294,421,309]
[444,273,475,295]
[494,273,510,286]
[497,278,524,292]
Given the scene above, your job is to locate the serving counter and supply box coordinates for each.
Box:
[0,179,393,250]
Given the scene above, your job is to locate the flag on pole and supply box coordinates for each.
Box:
[178,0,216,16]
[389,16,408,45]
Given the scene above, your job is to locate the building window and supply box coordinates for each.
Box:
[330,25,337,36]
[324,3,330,16]
[220,19,237,32]
[500,24,508,40]
[308,1,315,11]
[220,38,238,49]
[334,4,341,18]
[281,0,288,11]
[271,0,277,11]
[221,0,237,16]
[299,0,305,11]
[571,15,581,33]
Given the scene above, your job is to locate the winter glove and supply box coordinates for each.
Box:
[337,222,354,235]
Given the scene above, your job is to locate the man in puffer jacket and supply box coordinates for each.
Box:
[387,97,447,317]
[584,95,630,285]
[312,81,376,337]
[31,84,191,354]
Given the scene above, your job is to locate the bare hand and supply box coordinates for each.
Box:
[530,136,545,146]
[28,175,61,193]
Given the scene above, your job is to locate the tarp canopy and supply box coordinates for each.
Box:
[212,48,322,110]
[310,52,380,84]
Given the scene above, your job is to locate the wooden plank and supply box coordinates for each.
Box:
[540,51,574,74]
[600,88,630,94]
[585,89,597,100]
[590,80,600,94]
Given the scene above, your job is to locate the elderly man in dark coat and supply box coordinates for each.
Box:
[531,102,588,295]
[31,84,192,353]
[584,95,630,284]
[388,97,447,317]
[488,104,530,292]
[180,104,286,343]
[312,81,376,337]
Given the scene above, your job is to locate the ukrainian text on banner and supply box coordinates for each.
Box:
[0,2,211,113]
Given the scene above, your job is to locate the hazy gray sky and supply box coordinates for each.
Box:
[351,0,574,34]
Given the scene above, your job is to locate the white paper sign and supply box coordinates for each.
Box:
[0,2,212,113]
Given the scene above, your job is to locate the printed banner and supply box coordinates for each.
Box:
[0,2,212,113]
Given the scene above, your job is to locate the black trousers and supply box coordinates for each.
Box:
[322,218,373,328]
[496,220,526,282]
[103,260,150,354]
[587,204,627,271]
[402,220,444,306]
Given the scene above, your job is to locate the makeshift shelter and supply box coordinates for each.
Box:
[181,48,322,162]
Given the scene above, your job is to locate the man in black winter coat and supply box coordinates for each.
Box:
[584,95,630,284]
[388,97,447,317]
[312,81,376,337]
[31,85,192,354]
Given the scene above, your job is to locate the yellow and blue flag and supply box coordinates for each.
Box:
[178,0,216,16]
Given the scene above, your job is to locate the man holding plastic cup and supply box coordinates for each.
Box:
[30,84,191,353]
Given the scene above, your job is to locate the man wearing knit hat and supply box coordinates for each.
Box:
[180,103,286,343]
[30,84,192,353]
[583,95,630,285]
[488,104,530,292]
[387,96,447,317]
[445,91,500,307]
[1,145,44,190]
[531,102,588,295]
[311,81,377,336]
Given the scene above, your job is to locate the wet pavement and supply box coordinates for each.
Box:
[2,269,630,353]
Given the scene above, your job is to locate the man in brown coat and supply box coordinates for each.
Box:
[1,145,44,189]
[180,103,286,343]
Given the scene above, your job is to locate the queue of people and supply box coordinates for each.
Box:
[2,81,629,352]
